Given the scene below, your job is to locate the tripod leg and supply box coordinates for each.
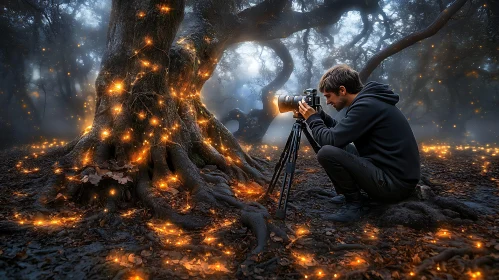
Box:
[301,121,321,154]
[265,127,295,196]
[275,123,302,219]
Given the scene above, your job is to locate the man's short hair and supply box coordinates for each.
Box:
[318,64,364,94]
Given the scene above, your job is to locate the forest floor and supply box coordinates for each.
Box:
[0,141,498,279]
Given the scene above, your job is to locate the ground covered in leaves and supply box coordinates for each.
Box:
[0,141,498,279]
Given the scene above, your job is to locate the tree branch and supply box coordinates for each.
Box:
[359,0,469,82]
[230,0,377,44]
[237,0,289,24]
[347,13,371,49]
[260,39,294,117]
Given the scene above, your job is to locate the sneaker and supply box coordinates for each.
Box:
[330,193,370,205]
[323,201,365,222]
[330,194,346,204]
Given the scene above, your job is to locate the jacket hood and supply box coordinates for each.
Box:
[353,81,399,105]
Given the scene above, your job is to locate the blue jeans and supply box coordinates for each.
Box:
[317,145,413,202]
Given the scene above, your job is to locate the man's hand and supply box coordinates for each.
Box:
[298,100,316,120]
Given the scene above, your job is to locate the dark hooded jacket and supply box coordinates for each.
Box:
[305,81,420,189]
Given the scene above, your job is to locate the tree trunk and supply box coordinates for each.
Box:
[221,39,293,143]
[54,0,268,231]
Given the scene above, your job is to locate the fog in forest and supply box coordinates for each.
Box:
[1,0,497,149]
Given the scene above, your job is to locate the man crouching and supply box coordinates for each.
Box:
[298,64,420,222]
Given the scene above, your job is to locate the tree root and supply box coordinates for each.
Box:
[33,108,275,259]
[213,191,273,255]
[136,167,209,230]
[241,207,269,254]
[433,196,478,220]
[379,191,479,230]
[416,247,483,275]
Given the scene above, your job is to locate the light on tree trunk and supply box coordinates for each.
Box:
[159,5,171,13]
[150,117,159,126]
[113,105,122,114]
[109,81,124,94]
[101,129,111,140]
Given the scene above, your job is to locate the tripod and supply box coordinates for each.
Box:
[265,117,321,220]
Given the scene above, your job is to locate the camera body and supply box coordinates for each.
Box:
[277,88,321,118]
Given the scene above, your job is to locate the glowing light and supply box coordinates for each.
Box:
[122,133,131,142]
[101,129,111,140]
[203,236,216,244]
[145,37,153,45]
[113,105,122,114]
[82,150,92,166]
[109,81,125,94]
[83,125,92,135]
[159,5,171,12]
[148,221,190,246]
[110,189,116,196]
[150,117,159,126]
[158,181,168,189]
[15,214,81,227]
[137,11,145,18]
[296,226,309,236]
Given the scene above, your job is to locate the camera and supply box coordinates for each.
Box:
[277,88,321,118]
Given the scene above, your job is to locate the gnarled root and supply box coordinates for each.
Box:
[136,166,209,230]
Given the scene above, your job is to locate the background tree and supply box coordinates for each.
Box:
[0,0,109,148]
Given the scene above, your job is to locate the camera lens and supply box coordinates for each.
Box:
[277,95,304,113]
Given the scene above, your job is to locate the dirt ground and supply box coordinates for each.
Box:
[0,141,498,279]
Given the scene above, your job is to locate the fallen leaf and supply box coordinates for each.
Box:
[141,250,152,257]
[412,254,421,264]
[88,174,102,186]
[271,235,283,242]
[279,258,290,266]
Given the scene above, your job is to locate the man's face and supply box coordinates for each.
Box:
[324,87,347,111]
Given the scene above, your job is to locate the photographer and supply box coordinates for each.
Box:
[298,64,420,222]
